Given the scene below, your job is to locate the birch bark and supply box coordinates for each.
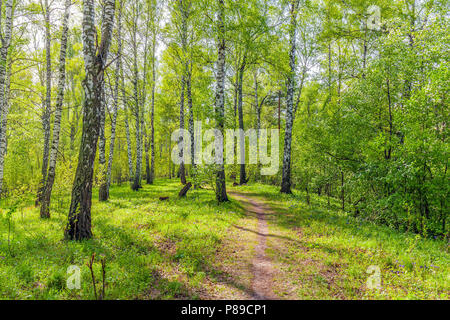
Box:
[178,0,187,185]
[149,27,156,184]
[37,0,52,206]
[237,56,246,185]
[122,66,134,182]
[103,0,123,200]
[0,0,14,196]
[215,0,228,202]
[65,0,115,240]
[131,1,142,191]
[40,0,71,218]
[281,0,298,194]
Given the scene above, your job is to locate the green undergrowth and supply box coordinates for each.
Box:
[0,179,244,299]
[234,183,449,299]
[1,179,448,300]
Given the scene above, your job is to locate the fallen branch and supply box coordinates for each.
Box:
[179,182,192,198]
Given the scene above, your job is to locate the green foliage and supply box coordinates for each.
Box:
[289,0,448,238]
[235,183,449,299]
[0,180,244,299]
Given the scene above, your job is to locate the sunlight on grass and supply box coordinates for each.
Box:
[0,179,244,300]
[1,180,448,300]
[232,183,449,300]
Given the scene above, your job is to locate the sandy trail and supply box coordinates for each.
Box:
[229,192,277,300]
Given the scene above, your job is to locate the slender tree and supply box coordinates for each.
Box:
[141,2,151,185]
[36,0,52,206]
[100,0,124,201]
[149,21,157,184]
[178,0,188,185]
[236,54,247,185]
[0,0,14,196]
[122,63,134,182]
[186,64,195,181]
[40,0,71,218]
[131,0,142,191]
[214,0,228,202]
[280,0,299,194]
[65,0,115,240]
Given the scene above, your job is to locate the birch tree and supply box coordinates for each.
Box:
[141,1,151,185]
[65,0,115,240]
[0,0,14,196]
[40,0,71,218]
[228,1,270,185]
[280,0,299,194]
[149,19,157,184]
[122,64,134,182]
[36,0,52,206]
[130,0,142,191]
[101,0,124,200]
[178,0,188,185]
[214,0,228,202]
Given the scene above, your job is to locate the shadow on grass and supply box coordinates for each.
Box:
[93,212,255,299]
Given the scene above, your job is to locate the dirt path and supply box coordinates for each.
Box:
[228,192,278,300]
[190,190,348,300]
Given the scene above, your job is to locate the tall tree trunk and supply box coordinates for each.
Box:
[141,7,151,185]
[187,65,195,182]
[40,0,71,218]
[277,91,281,131]
[102,0,123,200]
[178,0,187,185]
[98,83,107,198]
[362,25,367,79]
[37,0,52,206]
[385,78,393,160]
[143,109,150,185]
[69,78,79,152]
[237,56,246,185]
[232,68,239,181]
[0,0,14,196]
[123,69,133,182]
[179,73,186,184]
[215,0,228,203]
[281,0,298,194]
[168,136,172,179]
[254,70,261,181]
[144,124,151,184]
[149,28,156,184]
[132,90,142,190]
[65,0,115,241]
[131,3,142,191]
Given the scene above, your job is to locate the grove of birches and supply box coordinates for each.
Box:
[0,0,447,243]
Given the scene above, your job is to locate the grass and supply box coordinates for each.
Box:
[0,179,448,300]
[0,179,245,300]
[233,183,449,300]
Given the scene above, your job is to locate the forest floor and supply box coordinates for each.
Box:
[0,179,448,300]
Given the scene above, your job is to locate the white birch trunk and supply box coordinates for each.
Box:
[65,0,115,240]
[281,0,298,194]
[40,0,71,218]
[215,0,228,202]
[0,0,14,196]
[104,0,123,199]
[36,0,52,205]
